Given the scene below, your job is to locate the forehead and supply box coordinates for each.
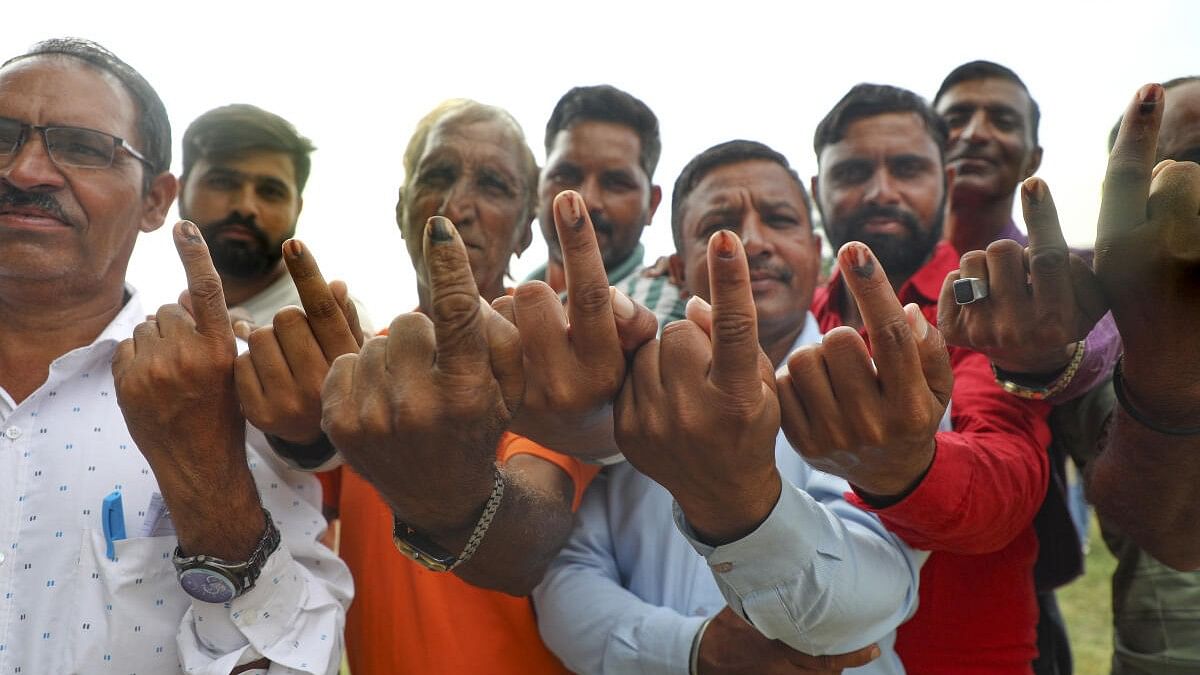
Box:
[0,56,138,141]
[546,120,643,168]
[192,150,297,185]
[1159,81,1200,159]
[936,77,1032,116]
[422,116,525,170]
[686,160,806,212]
[820,112,941,166]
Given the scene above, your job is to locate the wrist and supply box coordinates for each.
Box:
[677,467,782,546]
[853,439,936,506]
[991,341,1077,382]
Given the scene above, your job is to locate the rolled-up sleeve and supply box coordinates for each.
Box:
[674,473,925,655]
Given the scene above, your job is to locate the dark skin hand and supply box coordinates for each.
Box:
[699,607,881,675]
[235,239,364,447]
[938,178,1108,375]
[1087,83,1200,570]
[498,190,658,460]
[320,215,569,595]
[113,220,263,562]
[778,242,953,500]
[615,230,781,546]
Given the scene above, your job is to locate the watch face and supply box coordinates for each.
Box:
[179,568,237,604]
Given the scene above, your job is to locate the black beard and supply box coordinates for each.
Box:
[192,212,288,280]
[826,203,943,282]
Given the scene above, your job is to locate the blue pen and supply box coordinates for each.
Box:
[102,491,126,561]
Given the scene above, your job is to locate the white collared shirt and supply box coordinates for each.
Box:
[0,288,353,674]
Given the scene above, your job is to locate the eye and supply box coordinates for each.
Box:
[479,172,515,197]
[891,158,926,179]
[258,183,289,201]
[418,165,455,188]
[831,162,871,185]
[990,113,1020,132]
[766,214,800,229]
[547,167,581,187]
[602,173,638,192]
[943,111,969,129]
[203,174,239,190]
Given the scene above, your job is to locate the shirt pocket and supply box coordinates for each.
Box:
[70,529,190,674]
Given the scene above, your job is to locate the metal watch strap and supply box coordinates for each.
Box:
[393,467,505,572]
[173,508,280,599]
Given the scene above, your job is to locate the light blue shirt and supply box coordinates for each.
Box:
[533,314,926,674]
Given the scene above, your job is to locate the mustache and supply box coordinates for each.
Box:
[589,211,615,235]
[747,258,794,284]
[0,188,73,225]
[839,204,922,237]
[200,212,271,248]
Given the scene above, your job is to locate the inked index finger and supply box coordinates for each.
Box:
[836,242,922,393]
[421,215,489,375]
[555,190,621,358]
[283,239,359,361]
[1021,178,1073,315]
[1099,83,1164,243]
[174,220,233,339]
[707,230,762,397]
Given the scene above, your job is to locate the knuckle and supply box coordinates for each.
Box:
[430,289,481,333]
[570,281,612,317]
[1029,247,1068,275]
[1106,158,1150,187]
[873,315,913,350]
[189,275,224,305]
[306,295,341,321]
[711,309,754,343]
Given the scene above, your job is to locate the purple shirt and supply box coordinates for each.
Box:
[990,221,1120,403]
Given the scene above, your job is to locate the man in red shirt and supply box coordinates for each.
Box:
[777,83,1053,673]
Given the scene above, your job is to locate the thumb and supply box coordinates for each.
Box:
[905,303,953,407]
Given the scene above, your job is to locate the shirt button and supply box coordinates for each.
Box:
[4,426,20,440]
[711,562,734,574]
[0,551,6,565]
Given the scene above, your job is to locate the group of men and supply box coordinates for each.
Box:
[0,35,1197,675]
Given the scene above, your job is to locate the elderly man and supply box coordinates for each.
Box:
[534,140,923,674]
[770,83,1053,672]
[244,98,658,674]
[178,103,372,331]
[0,38,350,675]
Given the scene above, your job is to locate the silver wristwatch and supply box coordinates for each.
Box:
[174,509,281,603]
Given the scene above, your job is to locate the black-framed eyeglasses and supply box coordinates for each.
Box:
[0,116,153,170]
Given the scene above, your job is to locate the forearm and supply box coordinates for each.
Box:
[1090,400,1200,571]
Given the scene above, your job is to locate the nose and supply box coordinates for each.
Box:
[437,180,476,228]
[863,167,901,207]
[0,130,66,193]
[739,211,773,259]
[577,175,605,219]
[958,110,990,146]
[230,183,261,220]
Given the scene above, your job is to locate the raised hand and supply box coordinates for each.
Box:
[779,242,952,500]
[320,215,522,538]
[113,220,264,559]
[614,230,780,545]
[501,190,657,459]
[938,178,1107,374]
[1094,83,1200,421]
[698,607,880,675]
[235,239,363,445]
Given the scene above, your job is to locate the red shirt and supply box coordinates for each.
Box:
[812,242,1052,674]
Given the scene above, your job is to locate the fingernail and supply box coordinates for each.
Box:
[427,216,454,242]
[841,243,876,279]
[234,321,252,340]
[1138,83,1161,114]
[685,295,711,314]
[284,239,304,259]
[713,230,737,259]
[180,220,201,241]
[1021,177,1044,204]
[557,191,584,228]
[905,303,929,340]
[610,287,636,319]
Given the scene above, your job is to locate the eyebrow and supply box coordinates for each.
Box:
[942,102,1025,118]
[204,167,291,191]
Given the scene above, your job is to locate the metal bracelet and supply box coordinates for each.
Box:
[449,468,506,570]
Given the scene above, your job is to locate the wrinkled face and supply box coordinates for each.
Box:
[0,57,164,290]
[816,112,946,282]
[539,120,657,269]
[674,160,819,332]
[1158,80,1200,164]
[937,77,1041,201]
[179,151,301,280]
[401,117,532,296]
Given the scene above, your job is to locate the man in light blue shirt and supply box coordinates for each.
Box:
[534,140,927,674]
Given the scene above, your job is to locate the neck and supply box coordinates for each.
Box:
[0,278,128,404]
[946,188,1015,254]
[759,318,807,368]
[221,263,287,307]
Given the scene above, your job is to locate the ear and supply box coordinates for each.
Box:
[139,172,178,234]
[667,253,686,287]
[1022,146,1044,180]
[810,175,820,202]
[515,212,534,257]
[395,185,406,238]
[647,184,663,222]
[296,194,305,218]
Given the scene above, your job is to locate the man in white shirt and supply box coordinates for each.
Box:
[0,38,351,674]
[534,140,926,674]
[178,104,372,332]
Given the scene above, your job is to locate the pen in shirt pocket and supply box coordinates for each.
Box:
[102,490,126,561]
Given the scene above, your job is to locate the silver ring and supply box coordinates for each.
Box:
[953,277,989,305]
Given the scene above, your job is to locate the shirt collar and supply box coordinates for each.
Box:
[605,243,646,285]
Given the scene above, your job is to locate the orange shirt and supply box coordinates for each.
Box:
[322,433,597,675]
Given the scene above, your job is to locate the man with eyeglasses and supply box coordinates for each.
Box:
[0,38,351,675]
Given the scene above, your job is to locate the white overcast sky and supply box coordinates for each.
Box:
[13,0,1198,323]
